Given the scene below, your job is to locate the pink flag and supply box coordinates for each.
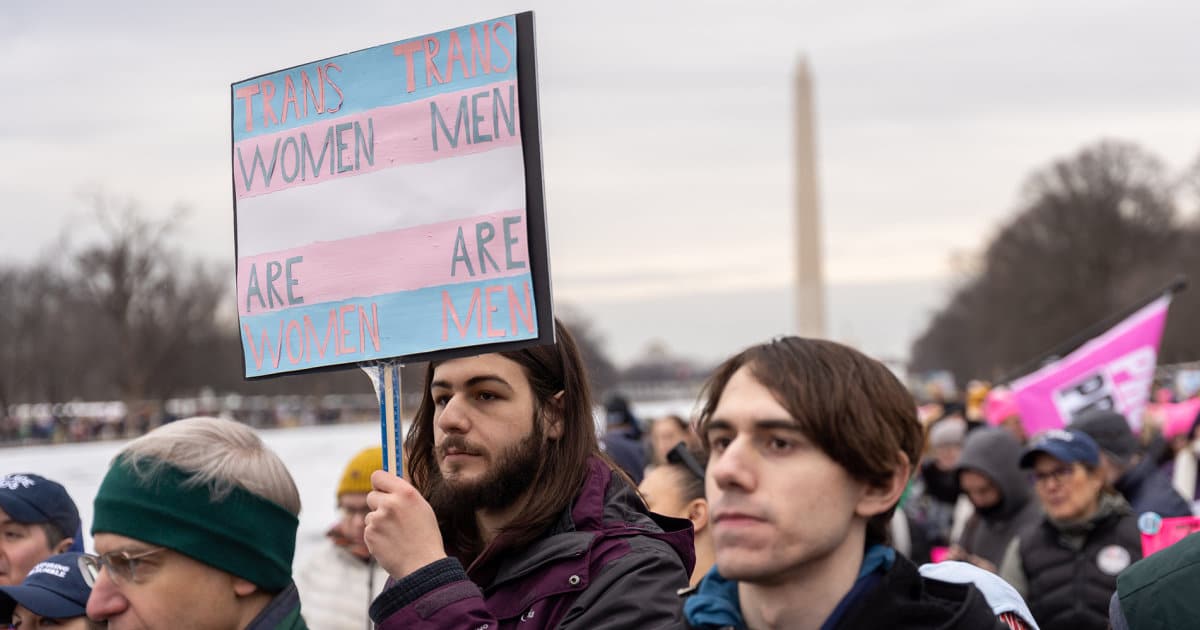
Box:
[1009,295,1172,436]
[1161,397,1200,440]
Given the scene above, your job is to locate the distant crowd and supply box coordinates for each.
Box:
[3,320,1199,629]
[0,394,380,446]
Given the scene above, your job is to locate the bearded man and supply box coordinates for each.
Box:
[363,319,694,629]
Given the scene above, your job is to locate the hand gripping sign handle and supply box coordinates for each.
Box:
[361,360,403,476]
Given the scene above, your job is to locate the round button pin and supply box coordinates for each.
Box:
[1138,511,1163,536]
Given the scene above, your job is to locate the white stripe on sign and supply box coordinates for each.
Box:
[235,145,528,257]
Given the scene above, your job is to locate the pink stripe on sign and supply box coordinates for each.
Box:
[233,80,521,199]
[236,209,529,315]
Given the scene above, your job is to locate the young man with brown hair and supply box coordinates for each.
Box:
[364,319,694,628]
[683,337,1004,630]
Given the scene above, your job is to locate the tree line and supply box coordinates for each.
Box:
[0,196,628,413]
[910,140,1200,386]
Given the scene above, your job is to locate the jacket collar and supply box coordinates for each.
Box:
[246,583,308,630]
[683,545,895,630]
[468,456,695,589]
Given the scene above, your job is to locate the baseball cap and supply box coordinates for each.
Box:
[1019,429,1101,468]
[0,474,81,544]
[0,552,91,619]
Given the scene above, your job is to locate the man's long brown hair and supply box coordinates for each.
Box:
[695,337,924,545]
[405,318,603,560]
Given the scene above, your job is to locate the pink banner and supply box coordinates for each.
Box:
[1148,397,1200,440]
[1010,296,1172,436]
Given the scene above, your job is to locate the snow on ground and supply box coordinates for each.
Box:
[1,421,381,564]
[0,399,695,567]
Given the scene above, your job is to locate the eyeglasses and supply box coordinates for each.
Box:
[667,441,705,480]
[78,546,167,587]
[1031,465,1077,487]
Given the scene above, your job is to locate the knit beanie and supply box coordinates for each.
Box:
[337,446,383,497]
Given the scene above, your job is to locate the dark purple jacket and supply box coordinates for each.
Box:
[369,456,695,629]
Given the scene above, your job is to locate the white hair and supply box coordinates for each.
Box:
[117,416,301,515]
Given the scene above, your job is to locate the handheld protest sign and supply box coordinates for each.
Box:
[231,12,552,475]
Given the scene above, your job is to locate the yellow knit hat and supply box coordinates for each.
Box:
[337,446,383,497]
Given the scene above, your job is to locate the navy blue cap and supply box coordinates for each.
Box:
[0,552,91,619]
[0,474,81,546]
[1019,429,1101,468]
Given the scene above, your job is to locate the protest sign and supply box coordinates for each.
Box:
[231,12,551,379]
[1009,295,1172,435]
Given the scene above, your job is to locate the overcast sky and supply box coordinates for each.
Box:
[3,1,1199,367]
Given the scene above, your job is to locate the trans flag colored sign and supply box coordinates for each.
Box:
[230,13,552,378]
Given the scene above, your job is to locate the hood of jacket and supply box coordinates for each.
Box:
[956,428,1032,520]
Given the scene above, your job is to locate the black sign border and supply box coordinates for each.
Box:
[230,11,554,380]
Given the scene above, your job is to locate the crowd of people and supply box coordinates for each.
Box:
[3,318,1199,628]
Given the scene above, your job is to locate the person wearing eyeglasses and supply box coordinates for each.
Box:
[639,442,713,587]
[294,446,389,630]
[0,552,101,630]
[83,416,308,629]
[998,428,1141,630]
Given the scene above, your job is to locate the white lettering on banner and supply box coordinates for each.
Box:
[1109,347,1157,411]
[1053,372,1115,421]
[31,562,70,578]
[1052,346,1157,424]
[0,474,36,490]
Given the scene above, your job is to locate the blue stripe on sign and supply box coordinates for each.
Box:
[232,15,518,142]
[392,362,403,478]
[238,272,538,377]
[378,363,389,472]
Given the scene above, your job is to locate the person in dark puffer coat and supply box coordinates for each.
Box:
[999,429,1141,630]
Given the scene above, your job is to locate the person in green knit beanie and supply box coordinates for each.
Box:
[81,416,308,629]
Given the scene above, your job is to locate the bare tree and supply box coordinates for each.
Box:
[911,140,1197,384]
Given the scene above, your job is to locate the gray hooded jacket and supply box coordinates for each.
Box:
[956,428,1043,567]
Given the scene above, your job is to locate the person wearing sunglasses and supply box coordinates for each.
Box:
[83,416,308,629]
[0,552,101,630]
[639,442,713,587]
[998,428,1141,630]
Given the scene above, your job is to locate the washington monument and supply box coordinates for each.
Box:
[794,57,826,338]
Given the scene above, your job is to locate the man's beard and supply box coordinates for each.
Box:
[427,420,546,515]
